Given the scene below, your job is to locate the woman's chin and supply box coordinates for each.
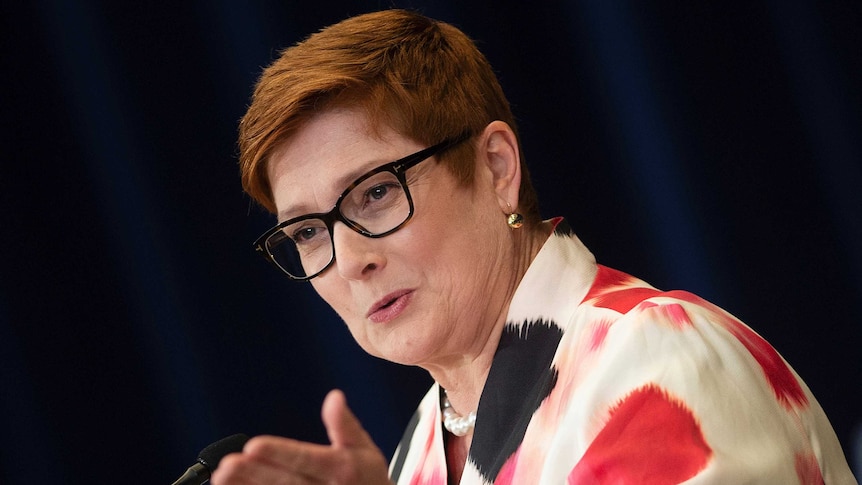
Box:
[364,336,437,367]
[370,347,428,367]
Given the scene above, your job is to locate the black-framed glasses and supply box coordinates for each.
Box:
[254,132,472,280]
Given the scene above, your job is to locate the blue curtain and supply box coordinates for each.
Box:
[1,1,859,483]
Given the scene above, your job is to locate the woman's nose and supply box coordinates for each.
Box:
[331,222,386,280]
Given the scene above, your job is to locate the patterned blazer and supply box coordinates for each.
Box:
[390,219,856,485]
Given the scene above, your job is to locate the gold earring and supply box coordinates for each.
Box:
[506,203,524,229]
[507,213,524,228]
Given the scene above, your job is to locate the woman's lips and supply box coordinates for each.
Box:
[367,290,413,324]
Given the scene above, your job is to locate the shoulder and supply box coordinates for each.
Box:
[540,266,853,482]
[574,265,808,408]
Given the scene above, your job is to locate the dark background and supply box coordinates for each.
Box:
[1,1,860,483]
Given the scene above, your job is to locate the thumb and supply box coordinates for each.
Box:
[321,389,375,449]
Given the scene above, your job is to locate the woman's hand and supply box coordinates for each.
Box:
[211,390,393,484]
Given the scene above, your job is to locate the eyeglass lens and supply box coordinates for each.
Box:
[266,170,411,278]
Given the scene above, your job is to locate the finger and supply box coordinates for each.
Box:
[321,389,374,449]
[212,450,326,485]
[242,435,343,479]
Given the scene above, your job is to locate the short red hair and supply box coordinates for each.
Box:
[239,9,538,221]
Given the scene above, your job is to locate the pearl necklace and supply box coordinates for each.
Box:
[441,390,476,436]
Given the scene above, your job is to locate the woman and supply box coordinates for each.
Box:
[213,9,856,485]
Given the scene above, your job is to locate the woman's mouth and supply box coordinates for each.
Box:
[367,290,413,324]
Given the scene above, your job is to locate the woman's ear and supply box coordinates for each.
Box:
[477,120,522,214]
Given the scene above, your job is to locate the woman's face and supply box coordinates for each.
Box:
[267,108,516,368]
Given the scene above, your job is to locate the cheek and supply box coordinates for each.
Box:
[311,278,353,317]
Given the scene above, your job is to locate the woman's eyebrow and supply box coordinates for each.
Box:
[275,157,391,221]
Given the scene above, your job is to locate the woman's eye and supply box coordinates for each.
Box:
[367,184,391,201]
[292,226,322,243]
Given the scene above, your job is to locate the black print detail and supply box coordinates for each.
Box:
[554,219,574,237]
[469,319,562,481]
[390,408,421,483]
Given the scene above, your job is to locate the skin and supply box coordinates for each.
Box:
[212,108,550,484]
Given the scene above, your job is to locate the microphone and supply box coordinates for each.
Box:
[171,433,249,485]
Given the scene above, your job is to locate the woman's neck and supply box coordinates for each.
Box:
[426,221,553,417]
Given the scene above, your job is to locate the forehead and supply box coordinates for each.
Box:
[267,108,419,220]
